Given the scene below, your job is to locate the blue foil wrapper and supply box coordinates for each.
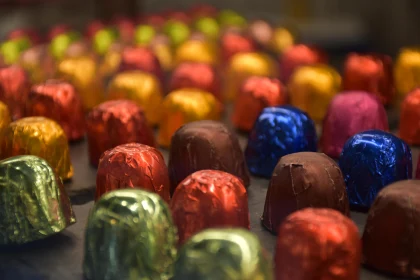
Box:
[245,105,317,178]
[339,129,412,209]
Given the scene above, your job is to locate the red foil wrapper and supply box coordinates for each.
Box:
[111,17,135,44]
[321,91,389,158]
[96,143,170,202]
[7,28,42,45]
[188,4,218,18]
[47,24,72,41]
[26,80,85,141]
[399,88,420,145]
[275,208,361,280]
[86,100,155,166]
[170,170,250,244]
[279,44,327,83]
[232,76,286,131]
[85,20,106,40]
[343,53,394,105]
[163,10,191,24]
[138,14,166,28]
[170,62,221,101]
[221,32,257,62]
[0,65,30,120]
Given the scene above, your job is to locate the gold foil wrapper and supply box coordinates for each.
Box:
[57,56,104,111]
[174,39,218,66]
[107,71,163,126]
[152,43,174,71]
[395,47,420,97]
[289,64,341,122]
[223,52,277,101]
[0,101,11,157]
[158,88,221,147]
[1,117,73,180]
[270,27,295,54]
[98,43,122,79]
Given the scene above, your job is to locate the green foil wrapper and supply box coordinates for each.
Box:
[163,20,191,47]
[217,10,247,28]
[0,155,76,245]
[194,17,220,39]
[83,189,178,280]
[93,28,119,56]
[50,31,81,59]
[0,37,31,65]
[173,228,273,280]
[134,25,156,46]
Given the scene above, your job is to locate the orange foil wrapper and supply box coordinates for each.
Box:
[232,76,286,131]
[26,80,85,141]
[170,62,221,101]
[343,53,394,105]
[107,70,163,126]
[157,88,221,147]
[174,39,219,66]
[275,208,361,280]
[170,170,250,244]
[280,44,327,83]
[399,88,420,145]
[223,52,277,101]
[96,143,170,202]
[86,100,155,166]
[220,32,257,62]
[395,47,420,97]
[0,65,31,120]
[1,117,73,180]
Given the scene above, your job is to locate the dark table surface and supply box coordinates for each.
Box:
[0,105,413,280]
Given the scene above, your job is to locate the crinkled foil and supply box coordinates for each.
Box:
[173,228,273,280]
[399,88,420,145]
[245,106,317,178]
[0,155,75,245]
[96,143,170,202]
[107,70,163,126]
[1,117,74,180]
[174,39,219,66]
[220,32,257,62]
[157,88,222,147]
[339,129,412,209]
[83,189,178,280]
[394,47,420,97]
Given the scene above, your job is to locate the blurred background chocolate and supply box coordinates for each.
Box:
[269,26,296,55]
[168,120,249,193]
[275,208,361,280]
[84,189,177,280]
[0,155,75,245]
[96,143,170,202]
[26,80,85,141]
[220,32,257,62]
[19,45,55,83]
[49,31,82,60]
[0,37,31,66]
[247,20,273,48]
[173,228,273,280]
[91,27,119,56]
[399,88,420,145]
[321,91,389,159]
[86,100,155,166]
[362,180,420,278]
[174,39,219,66]
[193,16,220,40]
[217,9,247,29]
[171,170,249,244]
[262,152,350,234]
[339,130,412,209]
[163,20,191,47]
[394,47,420,98]
[1,117,73,180]
[245,106,317,178]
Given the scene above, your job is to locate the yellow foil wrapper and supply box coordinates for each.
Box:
[270,27,295,54]
[289,64,341,122]
[395,47,420,97]
[1,117,73,180]
[223,52,277,101]
[107,71,163,126]
[152,44,174,71]
[57,56,104,111]
[98,45,122,78]
[157,88,221,147]
[174,40,218,66]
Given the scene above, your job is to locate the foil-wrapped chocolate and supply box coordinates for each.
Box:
[168,120,250,194]
[170,62,221,100]
[280,44,327,83]
[193,17,220,40]
[7,28,42,45]
[92,27,119,56]
[0,38,31,65]
[111,17,135,44]
[0,65,31,120]
[189,4,218,18]
[247,20,273,48]
[96,143,170,202]
[245,106,317,178]
[288,64,341,122]
[49,31,81,60]
[399,88,420,145]
[163,20,191,47]
[47,24,72,41]
[84,20,106,40]
[151,42,174,72]
[363,180,420,277]
[262,152,350,234]
[57,56,104,111]
[86,100,155,166]
[232,76,286,132]
[157,88,221,147]
[275,208,361,280]
[107,70,163,126]
[171,170,249,244]
[394,47,420,97]
[19,45,55,83]
[83,189,177,280]
[0,155,75,245]
[217,10,247,29]
[321,91,389,159]
[173,228,273,280]
[1,117,73,180]
[343,53,394,105]
[220,32,257,62]
[224,52,277,101]
[98,43,123,79]
[269,27,296,55]
[26,80,85,141]
[174,39,219,66]
[0,102,11,157]
[134,24,156,46]
[339,130,412,209]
